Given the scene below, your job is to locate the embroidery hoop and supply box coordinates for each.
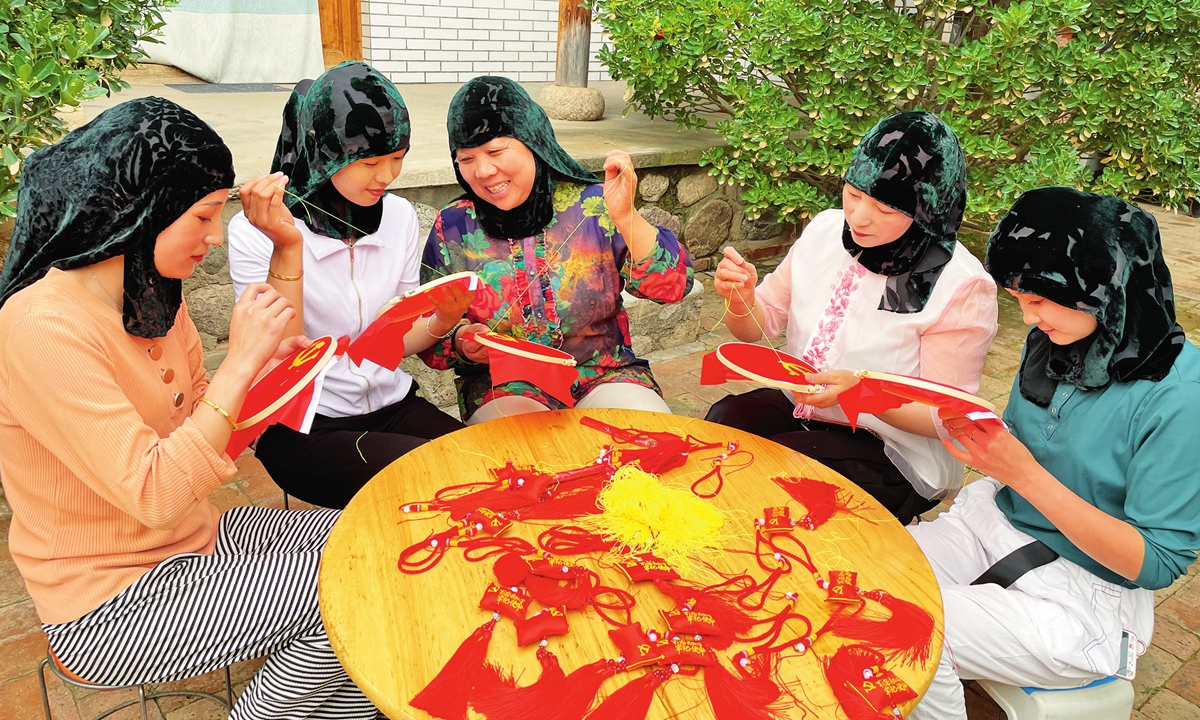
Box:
[374,271,481,323]
[714,342,822,394]
[853,370,998,415]
[471,330,577,367]
[236,335,338,428]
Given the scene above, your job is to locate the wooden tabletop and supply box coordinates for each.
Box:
[319,408,943,719]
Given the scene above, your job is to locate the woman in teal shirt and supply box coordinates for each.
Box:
[908,187,1199,720]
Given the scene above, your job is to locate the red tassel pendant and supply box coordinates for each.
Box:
[823,590,935,667]
[410,615,499,720]
[470,645,567,720]
[772,476,874,529]
[582,669,664,720]
[547,659,618,720]
[703,653,785,720]
[822,645,894,720]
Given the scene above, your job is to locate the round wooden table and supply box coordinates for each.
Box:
[319,408,943,719]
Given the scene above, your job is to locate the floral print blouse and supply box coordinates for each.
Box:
[420,181,693,420]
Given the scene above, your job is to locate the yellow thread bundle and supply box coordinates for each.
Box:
[585,464,729,576]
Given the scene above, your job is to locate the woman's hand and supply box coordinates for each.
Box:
[240,172,303,252]
[430,284,475,332]
[714,247,759,309]
[259,334,313,375]
[793,370,861,409]
[455,322,492,364]
[938,408,1043,491]
[224,284,297,380]
[602,150,638,227]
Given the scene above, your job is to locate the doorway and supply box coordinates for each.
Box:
[318,0,363,68]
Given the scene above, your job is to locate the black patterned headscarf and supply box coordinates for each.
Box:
[986,187,1185,406]
[271,61,410,240]
[842,111,967,313]
[446,76,597,240]
[0,97,233,338]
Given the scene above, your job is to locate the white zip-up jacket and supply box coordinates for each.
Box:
[227,194,420,418]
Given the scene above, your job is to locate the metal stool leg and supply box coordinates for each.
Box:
[38,658,53,720]
[283,493,290,510]
[225,665,234,705]
[137,685,148,720]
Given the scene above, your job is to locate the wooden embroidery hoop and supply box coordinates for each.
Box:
[853,370,998,414]
[471,330,577,367]
[714,342,822,394]
[374,271,481,322]
[235,335,339,428]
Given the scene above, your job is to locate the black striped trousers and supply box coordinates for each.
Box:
[43,506,377,720]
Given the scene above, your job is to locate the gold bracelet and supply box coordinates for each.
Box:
[198,396,240,431]
[268,269,303,281]
[726,299,757,318]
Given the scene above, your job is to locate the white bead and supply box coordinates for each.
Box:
[476,523,484,531]
[773,552,782,561]
[739,656,750,667]
[402,506,410,513]
[795,642,806,654]
[647,631,658,641]
[430,539,439,548]
[670,664,680,673]
[863,669,874,680]
[517,478,525,486]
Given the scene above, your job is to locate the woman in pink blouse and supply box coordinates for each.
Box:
[707,112,998,524]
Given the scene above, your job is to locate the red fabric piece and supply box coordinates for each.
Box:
[759,506,795,534]
[661,609,720,637]
[479,582,532,621]
[616,554,680,583]
[822,645,895,720]
[608,624,667,670]
[703,653,785,720]
[409,617,497,720]
[836,380,908,431]
[225,382,314,458]
[826,570,860,604]
[659,637,717,667]
[470,646,566,720]
[345,314,418,371]
[515,607,570,646]
[492,553,530,587]
[469,508,514,536]
[481,336,578,408]
[530,556,580,579]
[700,350,750,385]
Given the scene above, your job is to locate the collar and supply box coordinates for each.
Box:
[302,198,392,260]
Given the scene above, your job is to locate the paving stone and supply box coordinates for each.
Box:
[1135,645,1184,708]
[0,630,47,685]
[206,485,250,513]
[0,672,82,720]
[1169,658,1200,706]
[75,687,166,720]
[1160,574,1196,606]
[1153,618,1200,661]
[1160,597,1200,635]
[0,544,30,612]
[1142,688,1200,720]
[0,602,38,648]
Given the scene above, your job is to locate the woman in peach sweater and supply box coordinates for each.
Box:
[0,99,376,719]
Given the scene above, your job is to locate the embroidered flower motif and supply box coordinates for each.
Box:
[794,262,868,420]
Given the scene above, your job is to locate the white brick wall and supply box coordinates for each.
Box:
[361,0,612,84]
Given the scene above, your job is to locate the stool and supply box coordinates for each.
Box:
[38,649,234,720]
[977,676,1134,720]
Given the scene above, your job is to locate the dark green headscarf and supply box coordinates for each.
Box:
[446,76,597,239]
[842,111,967,313]
[271,61,410,240]
[986,187,1185,406]
[0,97,233,338]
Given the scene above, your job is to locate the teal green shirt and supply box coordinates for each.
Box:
[997,339,1200,590]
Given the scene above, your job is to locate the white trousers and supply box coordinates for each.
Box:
[907,479,1153,720]
[467,382,671,425]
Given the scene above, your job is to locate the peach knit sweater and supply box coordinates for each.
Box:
[0,270,236,624]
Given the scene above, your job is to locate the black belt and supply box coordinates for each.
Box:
[971,540,1060,588]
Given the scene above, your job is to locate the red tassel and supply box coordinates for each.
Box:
[410,617,498,720]
[772,476,874,530]
[822,645,893,720]
[470,646,566,720]
[547,659,617,720]
[582,670,663,720]
[654,580,758,641]
[703,654,784,720]
[824,590,935,667]
[538,525,616,555]
[519,476,605,520]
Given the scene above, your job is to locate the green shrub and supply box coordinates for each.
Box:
[0,0,173,217]
[596,0,1200,230]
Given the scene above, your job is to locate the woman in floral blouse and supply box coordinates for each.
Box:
[421,76,693,423]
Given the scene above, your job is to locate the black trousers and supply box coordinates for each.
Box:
[704,388,938,525]
[254,385,464,509]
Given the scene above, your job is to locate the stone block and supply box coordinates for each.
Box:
[741,211,789,242]
[538,84,605,122]
[185,283,235,341]
[412,200,438,243]
[400,356,458,410]
[684,198,733,257]
[623,282,704,355]
[639,173,669,202]
[639,205,682,241]
[677,172,718,207]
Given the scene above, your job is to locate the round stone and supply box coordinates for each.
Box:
[538,84,605,122]
[638,205,682,241]
[683,198,733,257]
[639,174,669,202]
[676,173,718,207]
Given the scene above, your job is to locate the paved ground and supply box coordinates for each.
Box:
[1,205,1196,719]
